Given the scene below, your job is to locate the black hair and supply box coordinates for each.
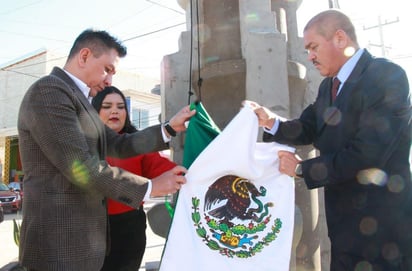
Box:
[68,29,127,59]
[92,86,137,133]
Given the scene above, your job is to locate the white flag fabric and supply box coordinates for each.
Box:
[159,105,295,271]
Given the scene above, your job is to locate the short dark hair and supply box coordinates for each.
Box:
[68,29,127,59]
[92,86,137,134]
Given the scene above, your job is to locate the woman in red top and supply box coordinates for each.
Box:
[92,86,176,271]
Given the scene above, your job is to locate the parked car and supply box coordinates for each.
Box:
[0,182,21,212]
[8,181,23,205]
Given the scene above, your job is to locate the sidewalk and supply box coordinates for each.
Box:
[0,211,20,268]
[0,200,168,270]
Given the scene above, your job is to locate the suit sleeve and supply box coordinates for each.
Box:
[304,60,411,189]
[262,105,319,146]
[105,124,169,159]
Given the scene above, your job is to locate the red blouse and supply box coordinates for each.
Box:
[106,152,176,215]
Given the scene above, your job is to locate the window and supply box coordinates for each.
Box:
[131,108,150,129]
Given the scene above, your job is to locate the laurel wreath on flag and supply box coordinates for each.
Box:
[191,197,282,258]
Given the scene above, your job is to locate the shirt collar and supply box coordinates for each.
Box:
[63,69,91,100]
[336,48,364,84]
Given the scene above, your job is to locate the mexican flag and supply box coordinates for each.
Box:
[182,102,221,169]
[160,102,295,271]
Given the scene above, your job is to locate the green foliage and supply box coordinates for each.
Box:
[196,227,207,238]
[207,240,220,250]
[192,212,201,224]
[13,219,21,247]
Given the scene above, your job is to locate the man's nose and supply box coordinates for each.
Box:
[104,74,113,86]
[307,51,315,62]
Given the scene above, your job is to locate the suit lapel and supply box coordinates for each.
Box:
[346,50,373,83]
[334,50,373,105]
[51,67,107,159]
[73,90,108,158]
[316,50,373,134]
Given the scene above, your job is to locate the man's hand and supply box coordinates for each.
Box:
[278,150,302,178]
[242,100,276,129]
[150,165,188,197]
[167,105,197,133]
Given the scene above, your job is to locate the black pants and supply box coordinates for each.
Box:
[330,246,412,271]
[329,209,412,271]
[101,207,147,271]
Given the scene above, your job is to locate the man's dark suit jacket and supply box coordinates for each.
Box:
[17,67,169,271]
[264,50,412,256]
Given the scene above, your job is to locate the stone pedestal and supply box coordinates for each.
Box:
[161,1,329,270]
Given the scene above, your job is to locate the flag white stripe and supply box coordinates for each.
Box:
[160,106,295,271]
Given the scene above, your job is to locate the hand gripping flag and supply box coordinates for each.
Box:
[182,102,221,169]
[160,103,295,271]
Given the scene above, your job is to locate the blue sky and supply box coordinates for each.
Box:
[0,0,186,78]
[1,0,411,80]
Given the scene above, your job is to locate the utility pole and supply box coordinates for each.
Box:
[328,0,340,8]
[363,16,399,57]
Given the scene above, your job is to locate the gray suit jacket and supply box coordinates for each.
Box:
[17,67,169,271]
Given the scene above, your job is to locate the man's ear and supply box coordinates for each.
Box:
[334,29,348,49]
[78,48,92,67]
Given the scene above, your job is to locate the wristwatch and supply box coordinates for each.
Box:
[164,121,177,137]
[294,163,303,178]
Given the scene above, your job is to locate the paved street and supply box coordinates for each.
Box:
[0,211,20,268]
[0,200,168,270]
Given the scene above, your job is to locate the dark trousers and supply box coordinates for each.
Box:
[329,209,412,271]
[101,207,147,271]
[330,246,412,271]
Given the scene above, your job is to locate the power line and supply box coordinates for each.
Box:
[145,0,184,15]
[107,5,154,30]
[0,1,43,16]
[0,29,69,43]
[1,20,184,74]
[123,22,185,42]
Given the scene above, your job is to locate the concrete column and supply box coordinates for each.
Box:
[162,1,330,271]
[161,31,192,165]
[239,0,289,118]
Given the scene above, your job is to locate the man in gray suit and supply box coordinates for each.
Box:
[17,29,195,271]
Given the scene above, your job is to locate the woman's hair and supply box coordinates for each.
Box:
[92,86,137,133]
